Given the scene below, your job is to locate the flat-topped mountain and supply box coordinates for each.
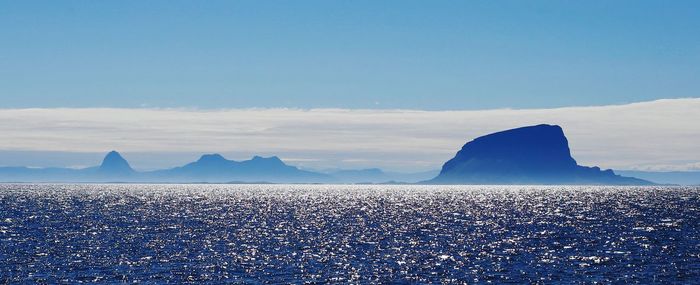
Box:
[150,154,331,183]
[428,124,651,185]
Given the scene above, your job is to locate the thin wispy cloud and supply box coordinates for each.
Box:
[0,98,698,171]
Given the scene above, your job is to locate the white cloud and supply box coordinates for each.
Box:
[0,98,698,171]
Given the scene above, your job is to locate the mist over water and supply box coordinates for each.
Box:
[1,184,699,283]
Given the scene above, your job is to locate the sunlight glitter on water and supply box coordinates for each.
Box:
[1,184,699,283]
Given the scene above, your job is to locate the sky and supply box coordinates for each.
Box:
[0,1,699,171]
[0,99,699,172]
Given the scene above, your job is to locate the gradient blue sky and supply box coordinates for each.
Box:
[1,1,699,172]
[2,0,698,109]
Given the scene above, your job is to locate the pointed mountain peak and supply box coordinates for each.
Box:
[99,151,134,174]
[102,150,126,163]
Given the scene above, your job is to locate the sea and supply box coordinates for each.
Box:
[1,184,699,284]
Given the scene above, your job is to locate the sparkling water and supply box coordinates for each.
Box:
[1,184,698,283]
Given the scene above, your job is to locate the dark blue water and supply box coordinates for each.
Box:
[1,184,699,284]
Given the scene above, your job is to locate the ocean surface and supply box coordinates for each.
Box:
[1,184,699,284]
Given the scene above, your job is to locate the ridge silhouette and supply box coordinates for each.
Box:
[98,151,135,176]
[428,124,651,185]
[0,125,653,184]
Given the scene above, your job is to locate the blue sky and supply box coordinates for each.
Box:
[0,1,699,172]
[1,0,698,109]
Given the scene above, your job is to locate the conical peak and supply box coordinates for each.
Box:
[99,151,134,174]
[102,151,126,164]
[105,150,121,157]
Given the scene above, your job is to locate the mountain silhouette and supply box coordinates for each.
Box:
[148,154,332,183]
[0,133,652,184]
[428,124,652,185]
[97,151,135,176]
[0,151,331,183]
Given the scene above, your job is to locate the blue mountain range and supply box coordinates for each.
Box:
[145,154,330,183]
[0,124,654,184]
[0,152,331,183]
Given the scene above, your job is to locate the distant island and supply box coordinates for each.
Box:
[428,124,651,185]
[0,124,653,185]
[0,151,333,183]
